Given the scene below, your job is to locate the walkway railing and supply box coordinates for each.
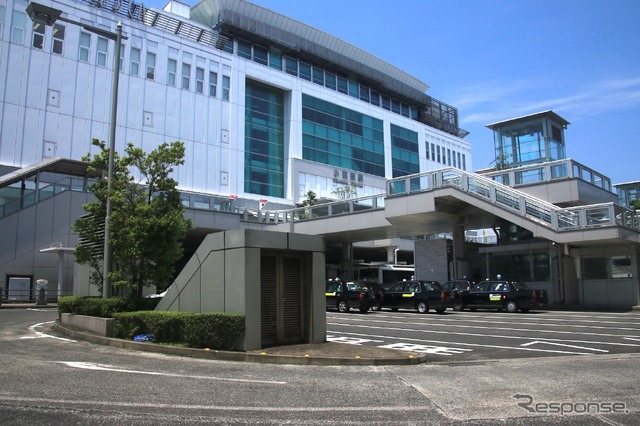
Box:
[387,168,639,232]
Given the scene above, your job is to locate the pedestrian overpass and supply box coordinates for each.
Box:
[251,167,640,247]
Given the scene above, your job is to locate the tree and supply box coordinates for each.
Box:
[631,199,640,211]
[332,184,358,200]
[73,139,192,297]
[301,190,318,206]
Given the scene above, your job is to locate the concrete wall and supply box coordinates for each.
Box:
[414,239,449,283]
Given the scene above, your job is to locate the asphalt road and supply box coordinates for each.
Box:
[327,308,640,361]
[1,308,639,425]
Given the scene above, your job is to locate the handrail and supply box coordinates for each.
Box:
[387,168,638,232]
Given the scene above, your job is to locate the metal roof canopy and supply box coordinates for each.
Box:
[486,110,571,130]
[0,157,98,188]
[190,0,430,105]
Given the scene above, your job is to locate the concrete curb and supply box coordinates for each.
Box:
[51,321,427,366]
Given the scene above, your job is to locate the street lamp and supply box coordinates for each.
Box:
[26,2,127,298]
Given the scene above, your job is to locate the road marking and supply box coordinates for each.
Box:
[57,362,287,385]
[327,321,640,347]
[378,342,472,356]
[20,321,76,342]
[327,330,604,355]
[326,335,383,345]
[520,341,608,353]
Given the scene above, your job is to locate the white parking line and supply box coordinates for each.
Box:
[328,317,640,344]
[328,330,597,355]
[327,321,640,350]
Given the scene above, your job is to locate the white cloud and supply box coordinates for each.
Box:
[456,77,640,126]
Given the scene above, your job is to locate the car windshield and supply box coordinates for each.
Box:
[423,281,442,291]
[345,282,363,291]
[510,281,529,290]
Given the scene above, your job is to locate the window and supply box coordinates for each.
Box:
[118,44,124,71]
[182,63,191,89]
[285,57,298,76]
[32,22,45,49]
[312,67,324,85]
[78,32,91,62]
[11,11,26,44]
[96,37,108,67]
[299,62,311,81]
[253,45,268,65]
[52,24,64,54]
[146,52,155,79]
[130,47,140,76]
[195,67,204,93]
[209,71,217,97]
[268,49,281,70]
[222,75,230,101]
[167,58,177,86]
[237,39,252,59]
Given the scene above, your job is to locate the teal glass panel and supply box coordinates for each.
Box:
[301,94,385,177]
[390,124,419,178]
[245,81,284,197]
[269,49,282,70]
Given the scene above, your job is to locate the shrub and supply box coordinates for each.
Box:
[58,296,160,318]
[112,311,245,350]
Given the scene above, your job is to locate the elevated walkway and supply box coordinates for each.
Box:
[265,168,639,247]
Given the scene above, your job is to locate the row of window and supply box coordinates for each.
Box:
[426,142,467,170]
[236,38,420,121]
[6,9,232,101]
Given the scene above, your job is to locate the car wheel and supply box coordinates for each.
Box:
[338,301,350,313]
[359,306,369,313]
[416,301,429,314]
[453,303,464,311]
[370,303,381,311]
[505,300,519,313]
[435,307,446,314]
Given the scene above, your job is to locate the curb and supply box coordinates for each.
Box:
[51,321,427,366]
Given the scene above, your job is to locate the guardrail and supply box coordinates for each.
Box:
[242,194,386,224]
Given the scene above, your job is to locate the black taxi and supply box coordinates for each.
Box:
[382,280,452,314]
[460,280,548,313]
[325,279,375,313]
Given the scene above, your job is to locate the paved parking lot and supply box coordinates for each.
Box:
[327,308,640,361]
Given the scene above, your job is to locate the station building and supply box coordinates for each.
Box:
[0,0,638,310]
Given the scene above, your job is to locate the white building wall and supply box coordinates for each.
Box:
[0,0,472,208]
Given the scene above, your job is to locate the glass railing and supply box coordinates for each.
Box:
[248,194,386,224]
[478,159,613,192]
[0,177,90,219]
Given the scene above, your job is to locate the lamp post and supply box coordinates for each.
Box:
[26,2,127,298]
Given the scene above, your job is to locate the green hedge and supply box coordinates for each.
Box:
[58,296,160,318]
[113,311,245,350]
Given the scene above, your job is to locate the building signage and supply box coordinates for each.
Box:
[333,168,364,188]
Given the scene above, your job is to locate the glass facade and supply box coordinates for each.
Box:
[244,81,285,198]
[390,124,419,177]
[492,116,566,170]
[301,94,384,176]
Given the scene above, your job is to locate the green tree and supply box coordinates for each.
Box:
[301,190,317,206]
[73,139,192,297]
[631,199,640,211]
[332,184,358,200]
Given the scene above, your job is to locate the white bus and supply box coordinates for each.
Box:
[353,263,415,289]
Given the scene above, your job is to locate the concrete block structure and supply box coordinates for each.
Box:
[155,229,326,351]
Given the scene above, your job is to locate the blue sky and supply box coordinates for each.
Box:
[149,0,640,185]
